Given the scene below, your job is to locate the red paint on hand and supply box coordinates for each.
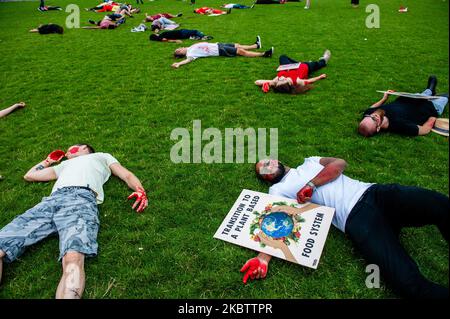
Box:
[262,82,270,93]
[48,150,66,162]
[240,257,268,284]
[297,185,314,203]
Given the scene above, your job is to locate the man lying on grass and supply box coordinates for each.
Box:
[241,157,449,299]
[83,14,126,30]
[358,75,449,137]
[172,36,273,69]
[143,12,183,23]
[0,144,148,299]
[255,50,330,94]
[150,29,213,43]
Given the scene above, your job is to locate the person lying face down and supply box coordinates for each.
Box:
[149,29,212,43]
[255,50,331,94]
[171,36,273,68]
[242,157,449,299]
[358,76,448,137]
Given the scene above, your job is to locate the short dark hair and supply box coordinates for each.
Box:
[273,82,294,94]
[174,51,185,58]
[255,161,286,184]
[77,144,95,153]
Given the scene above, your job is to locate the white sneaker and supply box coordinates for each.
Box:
[322,49,331,63]
[255,35,262,49]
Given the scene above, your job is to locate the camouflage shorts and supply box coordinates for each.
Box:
[0,187,99,263]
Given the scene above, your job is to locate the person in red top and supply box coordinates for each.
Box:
[255,50,331,94]
[194,7,231,15]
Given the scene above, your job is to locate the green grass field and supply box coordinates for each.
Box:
[0,0,448,299]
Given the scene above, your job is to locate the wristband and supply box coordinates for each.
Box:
[306,181,316,190]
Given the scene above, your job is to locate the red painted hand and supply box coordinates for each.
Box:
[240,257,268,284]
[297,185,314,203]
[127,187,148,213]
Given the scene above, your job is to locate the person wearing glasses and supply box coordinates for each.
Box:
[358,76,448,137]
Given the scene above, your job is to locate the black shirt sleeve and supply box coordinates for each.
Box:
[388,119,419,136]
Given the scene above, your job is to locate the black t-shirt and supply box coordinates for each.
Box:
[363,97,438,136]
[38,24,63,34]
[151,30,184,41]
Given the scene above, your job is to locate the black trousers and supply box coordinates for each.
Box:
[345,184,449,299]
[279,55,327,77]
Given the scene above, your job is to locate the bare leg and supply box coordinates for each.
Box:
[56,251,85,299]
[0,102,25,118]
[0,250,5,285]
[237,48,264,57]
[29,29,39,33]
[235,43,258,50]
[305,0,311,9]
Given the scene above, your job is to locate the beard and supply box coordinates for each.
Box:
[271,162,286,184]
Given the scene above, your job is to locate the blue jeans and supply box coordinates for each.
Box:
[180,29,204,39]
[420,89,448,115]
[158,17,176,27]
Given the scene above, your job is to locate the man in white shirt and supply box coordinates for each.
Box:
[240,157,448,298]
[0,144,148,299]
[171,36,273,68]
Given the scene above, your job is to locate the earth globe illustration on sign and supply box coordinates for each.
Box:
[261,212,294,239]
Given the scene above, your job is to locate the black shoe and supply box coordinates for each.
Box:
[88,19,96,25]
[263,47,274,57]
[177,13,183,17]
[227,8,232,14]
[427,75,437,96]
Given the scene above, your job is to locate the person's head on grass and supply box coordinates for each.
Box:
[174,47,188,58]
[255,159,287,184]
[65,144,95,159]
[358,109,385,137]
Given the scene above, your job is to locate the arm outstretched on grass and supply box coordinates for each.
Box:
[172,58,194,69]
